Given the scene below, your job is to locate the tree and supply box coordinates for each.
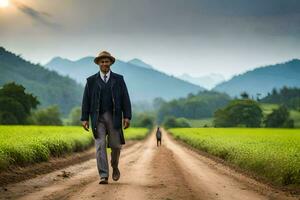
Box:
[67,106,81,126]
[0,82,39,124]
[240,92,249,99]
[157,91,231,122]
[272,88,278,96]
[131,112,155,128]
[31,105,63,125]
[163,116,191,129]
[213,108,231,127]
[264,105,294,128]
[0,112,18,124]
[214,99,263,127]
[152,97,166,111]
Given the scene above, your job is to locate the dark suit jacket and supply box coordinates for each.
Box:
[80,71,132,145]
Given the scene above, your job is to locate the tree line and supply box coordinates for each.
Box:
[0,82,155,127]
[157,90,231,122]
[261,86,300,111]
[0,82,81,125]
[213,97,294,128]
[1,82,298,129]
[158,87,298,129]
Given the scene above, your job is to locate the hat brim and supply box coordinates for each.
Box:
[94,56,115,65]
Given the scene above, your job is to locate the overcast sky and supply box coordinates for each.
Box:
[1,0,300,79]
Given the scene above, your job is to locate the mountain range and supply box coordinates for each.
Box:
[45,57,205,102]
[0,47,83,116]
[2,45,300,115]
[213,59,300,98]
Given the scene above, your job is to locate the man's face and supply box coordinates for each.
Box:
[98,57,112,73]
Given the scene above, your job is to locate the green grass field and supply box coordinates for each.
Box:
[168,128,300,186]
[0,126,149,171]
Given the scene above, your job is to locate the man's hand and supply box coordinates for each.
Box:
[82,121,89,131]
[123,118,130,129]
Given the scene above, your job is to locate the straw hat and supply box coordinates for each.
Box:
[94,51,115,65]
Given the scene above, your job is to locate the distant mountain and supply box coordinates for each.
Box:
[213,59,300,98]
[46,57,204,102]
[0,47,83,116]
[127,58,154,69]
[178,73,225,89]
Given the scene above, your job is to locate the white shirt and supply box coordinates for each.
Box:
[99,69,111,83]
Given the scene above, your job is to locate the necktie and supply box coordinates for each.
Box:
[104,74,107,83]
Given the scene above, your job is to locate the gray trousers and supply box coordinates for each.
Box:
[95,111,122,178]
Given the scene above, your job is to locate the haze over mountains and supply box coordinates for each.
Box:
[45,57,205,102]
[213,59,300,98]
[46,55,300,100]
[178,73,225,90]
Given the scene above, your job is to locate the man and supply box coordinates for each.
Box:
[156,126,162,147]
[80,51,132,184]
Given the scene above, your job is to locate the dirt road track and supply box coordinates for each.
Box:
[1,128,299,200]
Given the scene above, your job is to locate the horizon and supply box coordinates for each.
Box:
[2,45,299,84]
[44,54,300,81]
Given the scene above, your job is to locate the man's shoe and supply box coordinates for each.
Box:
[99,177,108,184]
[112,167,120,181]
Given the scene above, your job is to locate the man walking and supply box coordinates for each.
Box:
[80,51,132,184]
[156,126,162,147]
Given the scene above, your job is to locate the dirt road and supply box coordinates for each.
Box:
[1,128,299,200]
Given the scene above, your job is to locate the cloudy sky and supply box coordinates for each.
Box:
[1,0,300,79]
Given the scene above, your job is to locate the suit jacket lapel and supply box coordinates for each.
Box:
[96,71,102,90]
[110,71,116,88]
